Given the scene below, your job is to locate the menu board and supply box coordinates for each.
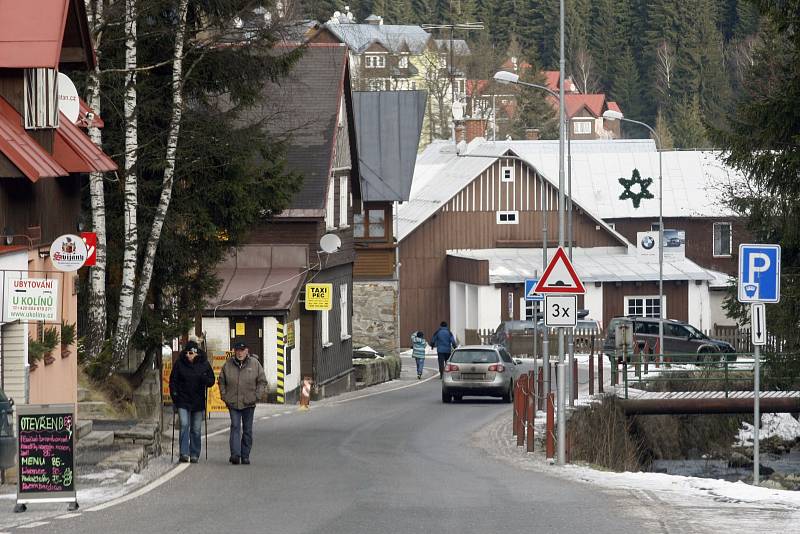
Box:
[16,404,77,505]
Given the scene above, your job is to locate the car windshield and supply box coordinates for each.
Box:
[684,324,707,339]
[450,350,499,364]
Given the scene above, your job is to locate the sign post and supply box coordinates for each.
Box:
[534,247,584,465]
[738,244,781,487]
[15,404,78,512]
[524,277,542,359]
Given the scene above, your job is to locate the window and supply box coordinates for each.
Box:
[500,166,514,182]
[713,222,732,256]
[367,79,385,91]
[624,296,665,318]
[524,299,541,321]
[340,283,349,339]
[326,177,335,229]
[365,54,385,68]
[607,222,616,230]
[572,121,592,135]
[24,68,58,129]
[650,223,661,231]
[439,55,447,69]
[321,309,330,345]
[398,56,409,69]
[339,175,348,227]
[496,211,519,225]
[354,208,386,239]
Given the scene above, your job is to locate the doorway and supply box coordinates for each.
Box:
[229,317,264,366]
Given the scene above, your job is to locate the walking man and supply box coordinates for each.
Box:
[219,342,267,465]
[430,321,457,378]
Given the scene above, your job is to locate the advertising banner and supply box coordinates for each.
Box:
[206,352,231,414]
[4,278,59,322]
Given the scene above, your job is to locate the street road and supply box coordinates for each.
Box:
[23,361,651,534]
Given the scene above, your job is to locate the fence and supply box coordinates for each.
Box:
[465,328,601,357]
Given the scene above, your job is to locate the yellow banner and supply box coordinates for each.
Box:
[162,356,173,404]
[206,352,232,414]
[305,283,333,311]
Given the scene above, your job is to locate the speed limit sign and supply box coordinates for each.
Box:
[544,295,577,328]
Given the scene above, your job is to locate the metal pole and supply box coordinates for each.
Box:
[567,123,574,407]
[658,147,664,363]
[557,0,567,466]
[754,343,760,485]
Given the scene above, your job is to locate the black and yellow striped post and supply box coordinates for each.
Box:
[276,323,286,404]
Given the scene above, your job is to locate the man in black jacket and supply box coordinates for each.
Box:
[169,340,215,463]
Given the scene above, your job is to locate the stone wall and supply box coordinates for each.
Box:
[353,281,399,355]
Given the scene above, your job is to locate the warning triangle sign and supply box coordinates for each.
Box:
[533,247,585,294]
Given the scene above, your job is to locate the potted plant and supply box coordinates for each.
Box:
[60,322,76,358]
[27,338,46,371]
[41,326,60,366]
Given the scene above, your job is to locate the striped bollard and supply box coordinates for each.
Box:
[276,323,286,404]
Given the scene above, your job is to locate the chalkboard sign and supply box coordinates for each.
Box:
[15,404,77,510]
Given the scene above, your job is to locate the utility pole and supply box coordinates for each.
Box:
[557,0,567,466]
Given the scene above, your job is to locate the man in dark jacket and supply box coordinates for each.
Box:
[219,342,267,465]
[430,321,458,378]
[169,340,215,463]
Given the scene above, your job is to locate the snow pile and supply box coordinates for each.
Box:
[737,413,800,445]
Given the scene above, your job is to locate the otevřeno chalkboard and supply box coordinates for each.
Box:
[16,404,77,508]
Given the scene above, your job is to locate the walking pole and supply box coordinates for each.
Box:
[204,389,208,461]
[171,408,176,463]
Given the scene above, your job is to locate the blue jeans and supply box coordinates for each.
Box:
[414,357,425,376]
[177,408,204,459]
[228,406,255,459]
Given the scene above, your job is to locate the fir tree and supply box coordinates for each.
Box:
[671,96,709,148]
[510,61,559,139]
[610,47,644,123]
[654,109,674,149]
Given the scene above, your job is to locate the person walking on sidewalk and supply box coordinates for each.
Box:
[169,340,215,463]
[218,342,267,465]
[430,321,457,378]
[411,331,427,379]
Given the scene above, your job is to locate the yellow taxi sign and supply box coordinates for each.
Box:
[305,283,333,311]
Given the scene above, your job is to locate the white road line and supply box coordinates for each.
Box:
[56,513,82,519]
[207,427,228,438]
[86,463,191,512]
[18,522,49,529]
[273,413,282,417]
[330,373,439,405]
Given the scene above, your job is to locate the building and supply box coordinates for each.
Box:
[201,43,361,400]
[350,90,426,353]
[0,0,116,405]
[397,135,740,343]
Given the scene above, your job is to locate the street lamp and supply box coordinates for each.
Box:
[603,109,664,363]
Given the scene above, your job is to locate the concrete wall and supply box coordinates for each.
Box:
[584,284,604,329]
[710,289,736,328]
[352,280,399,354]
[478,285,501,331]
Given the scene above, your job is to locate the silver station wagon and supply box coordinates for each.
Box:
[441,345,517,403]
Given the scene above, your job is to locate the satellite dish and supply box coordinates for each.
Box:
[451,100,464,121]
[57,73,80,124]
[320,233,341,254]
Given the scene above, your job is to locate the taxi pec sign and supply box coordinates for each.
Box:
[305,283,333,311]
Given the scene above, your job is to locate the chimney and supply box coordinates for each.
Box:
[525,128,540,140]
[454,124,466,144]
[464,118,488,143]
[365,14,383,25]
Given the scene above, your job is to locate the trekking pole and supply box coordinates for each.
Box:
[205,388,208,461]
[171,408,176,462]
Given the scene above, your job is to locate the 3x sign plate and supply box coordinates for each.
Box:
[544,295,577,328]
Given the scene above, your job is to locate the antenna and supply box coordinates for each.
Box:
[320,233,341,254]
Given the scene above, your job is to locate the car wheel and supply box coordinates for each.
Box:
[503,382,513,403]
[453,394,463,402]
[698,349,720,364]
[441,391,451,403]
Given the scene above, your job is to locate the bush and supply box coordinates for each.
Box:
[60,322,76,346]
[567,396,643,471]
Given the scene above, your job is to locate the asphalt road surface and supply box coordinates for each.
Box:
[22,360,652,534]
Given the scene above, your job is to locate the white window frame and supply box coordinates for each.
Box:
[572,120,592,135]
[398,56,409,69]
[365,54,385,68]
[340,283,349,339]
[321,309,330,346]
[339,175,348,228]
[713,222,732,257]
[607,222,616,230]
[500,166,514,182]
[624,295,666,319]
[496,211,519,225]
[326,176,335,229]
[368,79,385,91]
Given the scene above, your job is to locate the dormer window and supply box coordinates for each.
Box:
[501,166,514,182]
[572,120,592,135]
[365,55,385,68]
[24,68,58,129]
[398,56,409,69]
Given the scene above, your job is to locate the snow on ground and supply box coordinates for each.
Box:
[738,413,800,445]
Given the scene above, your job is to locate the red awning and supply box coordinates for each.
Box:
[53,111,116,173]
[0,0,70,69]
[0,97,66,182]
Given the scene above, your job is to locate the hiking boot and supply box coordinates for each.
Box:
[417,373,422,379]
[179,455,190,463]
[229,455,240,465]
[241,457,250,465]
[189,457,199,464]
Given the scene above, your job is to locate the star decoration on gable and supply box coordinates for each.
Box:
[618,169,654,209]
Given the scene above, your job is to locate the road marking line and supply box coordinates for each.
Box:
[273,413,282,417]
[56,513,82,519]
[207,427,228,438]
[86,463,190,512]
[330,374,438,405]
[18,522,49,529]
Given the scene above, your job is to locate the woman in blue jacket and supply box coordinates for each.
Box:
[430,322,457,379]
[411,331,427,379]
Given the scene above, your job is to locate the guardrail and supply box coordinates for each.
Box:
[466,328,601,357]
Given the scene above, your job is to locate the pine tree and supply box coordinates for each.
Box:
[610,47,644,124]
[510,62,559,139]
[589,0,618,91]
[671,96,709,148]
[654,109,674,149]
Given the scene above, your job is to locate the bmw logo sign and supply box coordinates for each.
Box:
[641,235,656,250]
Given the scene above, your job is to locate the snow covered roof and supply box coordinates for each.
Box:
[447,247,715,284]
[325,23,431,54]
[466,139,743,219]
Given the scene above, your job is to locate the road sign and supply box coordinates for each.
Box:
[738,244,781,303]
[544,295,577,328]
[304,283,332,311]
[534,247,585,294]
[524,279,543,302]
[751,303,766,346]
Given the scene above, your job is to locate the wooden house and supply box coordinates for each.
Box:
[202,43,361,401]
[0,0,116,406]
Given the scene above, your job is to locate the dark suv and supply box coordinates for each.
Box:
[603,317,736,362]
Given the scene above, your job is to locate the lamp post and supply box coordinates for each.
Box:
[603,109,664,363]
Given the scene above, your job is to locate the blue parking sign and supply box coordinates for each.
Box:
[738,244,781,303]
[525,279,543,302]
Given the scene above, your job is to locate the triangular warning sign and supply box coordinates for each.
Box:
[534,247,585,294]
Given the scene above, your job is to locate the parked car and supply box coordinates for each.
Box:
[442,345,519,403]
[491,313,599,352]
[603,317,736,362]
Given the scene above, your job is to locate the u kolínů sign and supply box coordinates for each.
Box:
[16,404,77,506]
[4,278,59,322]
